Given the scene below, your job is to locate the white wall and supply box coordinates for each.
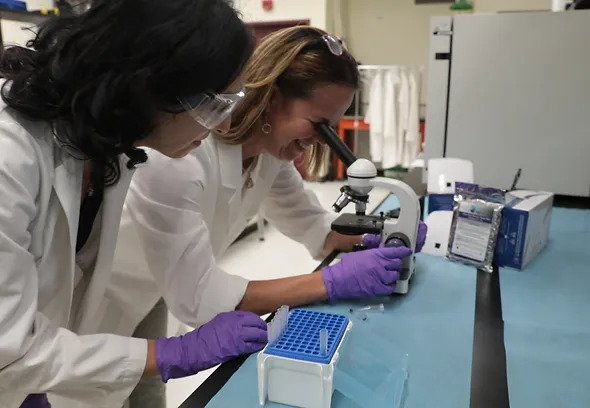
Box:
[345,0,452,67]
[475,0,550,13]
[233,0,327,29]
[345,0,551,68]
[344,0,453,110]
[326,0,346,40]
[342,0,553,108]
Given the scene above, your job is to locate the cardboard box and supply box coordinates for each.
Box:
[494,190,554,270]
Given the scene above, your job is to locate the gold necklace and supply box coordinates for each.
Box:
[243,157,258,189]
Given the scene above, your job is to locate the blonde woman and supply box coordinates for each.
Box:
[105,26,427,380]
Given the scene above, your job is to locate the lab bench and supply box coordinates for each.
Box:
[179,194,590,408]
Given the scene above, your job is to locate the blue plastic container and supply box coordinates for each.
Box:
[0,0,27,10]
[264,309,349,364]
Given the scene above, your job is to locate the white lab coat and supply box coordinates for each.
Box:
[365,69,384,163]
[100,137,335,336]
[381,68,401,169]
[403,69,421,168]
[397,68,410,168]
[0,103,146,408]
[365,68,406,169]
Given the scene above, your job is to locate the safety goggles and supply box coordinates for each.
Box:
[320,34,344,56]
[301,33,345,57]
[174,88,245,130]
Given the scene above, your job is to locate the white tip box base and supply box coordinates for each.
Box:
[257,322,353,408]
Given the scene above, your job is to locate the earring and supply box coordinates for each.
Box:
[261,122,272,134]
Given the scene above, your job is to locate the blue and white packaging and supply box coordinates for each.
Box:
[446,182,505,273]
[494,190,554,270]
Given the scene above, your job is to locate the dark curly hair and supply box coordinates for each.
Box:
[0,0,254,186]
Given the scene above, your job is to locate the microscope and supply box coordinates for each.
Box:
[313,122,421,294]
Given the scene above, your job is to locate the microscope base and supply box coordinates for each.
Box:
[393,268,413,294]
[393,279,409,294]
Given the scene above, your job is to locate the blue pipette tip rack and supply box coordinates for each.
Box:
[264,309,349,364]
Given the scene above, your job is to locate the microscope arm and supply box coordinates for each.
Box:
[312,121,420,294]
[370,177,420,251]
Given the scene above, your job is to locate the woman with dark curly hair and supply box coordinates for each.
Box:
[0,1,266,407]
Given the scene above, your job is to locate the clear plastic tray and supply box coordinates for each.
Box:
[333,330,409,408]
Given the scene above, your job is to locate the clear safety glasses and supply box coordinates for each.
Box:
[320,34,344,56]
[301,33,345,57]
[177,88,245,130]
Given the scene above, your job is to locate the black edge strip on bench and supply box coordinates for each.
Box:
[553,194,590,209]
[470,267,510,408]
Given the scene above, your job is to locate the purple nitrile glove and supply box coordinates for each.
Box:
[19,394,51,408]
[155,311,267,383]
[361,221,428,252]
[321,246,413,303]
[360,233,382,249]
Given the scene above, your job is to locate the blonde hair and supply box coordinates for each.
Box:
[218,25,359,177]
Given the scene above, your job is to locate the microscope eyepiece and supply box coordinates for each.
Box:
[311,121,357,167]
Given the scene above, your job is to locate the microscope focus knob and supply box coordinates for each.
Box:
[385,233,410,249]
[385,238,406,248]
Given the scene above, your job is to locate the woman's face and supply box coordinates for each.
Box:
[263,84,355,162]
[140,75,244,158]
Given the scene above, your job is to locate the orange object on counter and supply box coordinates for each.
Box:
[333,118,425,180]
[334,118,369,179]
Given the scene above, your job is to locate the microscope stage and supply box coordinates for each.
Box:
[331,213,384,235]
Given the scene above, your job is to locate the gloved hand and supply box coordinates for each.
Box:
[155,311,267,383]
[19,394,51,408]
[321,246,412,303]
[361,220,428,252]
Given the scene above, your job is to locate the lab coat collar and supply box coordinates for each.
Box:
[52,149,83,326]
[76,155,135,334]
[53,150,83,263]
[53,149,135,334]
[216,139,242,190]
[215,139,243,231]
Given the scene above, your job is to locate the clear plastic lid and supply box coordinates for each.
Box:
[333,329,409,408]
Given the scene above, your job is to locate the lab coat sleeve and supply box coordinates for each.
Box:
[124,150,249,327]
[259,161,337,260]
[0,123,146,404]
